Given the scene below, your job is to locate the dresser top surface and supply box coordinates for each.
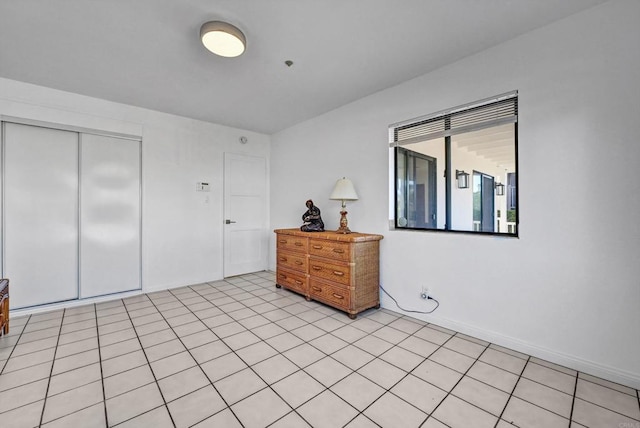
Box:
[274,228,383,242]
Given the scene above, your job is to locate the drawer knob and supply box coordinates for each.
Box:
[279,240,287,244]
[333,271,344,276]
[312,266,322,271]
[295,280,303,285]
[295,261,303,265]
[332,293,344,299]
[312,286,322,292]
[295,242,304,246]
[333,248,345,254]
[279,257,287,262]
[312,245,322,249]
[279,274,286,279]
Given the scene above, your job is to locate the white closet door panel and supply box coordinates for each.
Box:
[4,123,79,308]
[80,134,141,298]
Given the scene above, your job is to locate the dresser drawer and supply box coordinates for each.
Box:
[276,250,307,273]
[308,258,350,286]
[309,239,350,262]
[276,268,307,295]
[309,279,350,310]
[277,235,308,254]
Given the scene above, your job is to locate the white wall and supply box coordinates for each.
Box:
[270,0,640,388]
[0,77,270,296]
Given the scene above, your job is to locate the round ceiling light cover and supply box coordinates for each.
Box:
[200,21,246,57]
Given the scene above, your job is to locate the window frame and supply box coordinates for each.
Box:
[389,92,519,237]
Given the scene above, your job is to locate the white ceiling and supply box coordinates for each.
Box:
[454,124,516,171]
[0,0,606,134]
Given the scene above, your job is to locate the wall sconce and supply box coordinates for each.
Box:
[456,170,469,189]
[329,177,359,234]
[495,182,505,196]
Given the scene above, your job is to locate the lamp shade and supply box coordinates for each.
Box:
[330,178,359,201]
[200,21,246,57]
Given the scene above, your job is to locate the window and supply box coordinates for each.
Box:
[389,92,518,236]
[395,147,438,228]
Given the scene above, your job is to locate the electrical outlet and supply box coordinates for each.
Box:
[420,287,429,300]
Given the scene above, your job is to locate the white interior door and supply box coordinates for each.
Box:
[3,123,79,308]
[224,153,267,277]
[80,134,141,298]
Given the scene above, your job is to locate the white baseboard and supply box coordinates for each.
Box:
[384,305,640,390]
[9,289,144,318]
[9,278,224,318]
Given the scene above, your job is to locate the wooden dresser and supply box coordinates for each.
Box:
[0,279,9,336]
[274,228,383,319]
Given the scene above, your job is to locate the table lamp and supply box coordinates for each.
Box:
[329,177,359,234]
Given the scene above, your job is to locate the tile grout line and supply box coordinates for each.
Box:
[493,355,530,428]
[232,283,359,426]
[337,317,501,427]
[577,374,639,398]
[0,317,128,373]
[3,274,268,421]
[571,396,640,423]
[5,272,637,427]
[0,313,30,377]
[93,302,110,427]
[247,280,357,428]
[119,296,178,428]
[38,309,66,427]
[229,281,327,402]
[196,278,341,427]
[226,317,333,425]
[148,285,247,426]
[183,279,321,426]
[266,295,499,427]
[520,363,640,425]
[328,312,465,426]
[412,334,488,427]
[37,318,110,426]
[338,328,431,427]
[568,369,579,426]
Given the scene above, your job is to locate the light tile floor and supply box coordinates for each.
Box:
[0,271,639,428]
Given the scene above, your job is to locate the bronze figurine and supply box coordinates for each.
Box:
[300,199,324,232]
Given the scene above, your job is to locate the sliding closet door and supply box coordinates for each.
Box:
[3,123,79,308]
[80,134,141,298]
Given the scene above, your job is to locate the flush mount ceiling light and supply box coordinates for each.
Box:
[200,21,246,57]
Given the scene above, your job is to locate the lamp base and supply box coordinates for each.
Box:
[336,210,352,234]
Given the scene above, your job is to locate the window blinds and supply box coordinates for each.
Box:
[391,91,518,147]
